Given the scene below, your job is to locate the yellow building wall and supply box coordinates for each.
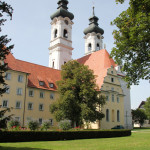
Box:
[89,67,124,129]
[0,70,27,126]
[0,70,59,127]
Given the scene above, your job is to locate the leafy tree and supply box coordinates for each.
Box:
[111,0,150,87]
[132,108,147,128]
[144,97,150,122]
[0,105,13,129]
[0,1,14,96]
[50,60,106,127]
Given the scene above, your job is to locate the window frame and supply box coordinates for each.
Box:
[28,103,33,110]
[18,75,23,82]
[40,91,44,98]
[29,90,34,97]
[16,101,21,109]
[50,92,54,100]
[5,72,11,80]
[39,104,44,111]
[17,88,23,95]
[2,100,8,108]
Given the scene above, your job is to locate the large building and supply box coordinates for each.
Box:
[0,0,132,129]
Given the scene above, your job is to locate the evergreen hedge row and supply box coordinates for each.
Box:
[0,130,131,142]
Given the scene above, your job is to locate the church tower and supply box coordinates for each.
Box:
[83,7,104,55]
[49,0,74,70]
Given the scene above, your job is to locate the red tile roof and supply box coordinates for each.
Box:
[77,49,117,89]
[5,49,117,91]
[5,53,61,91]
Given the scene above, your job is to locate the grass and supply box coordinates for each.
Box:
[0,129,150,150]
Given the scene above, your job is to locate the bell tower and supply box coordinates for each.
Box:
[83,6,104,55]
[49,0,74,70]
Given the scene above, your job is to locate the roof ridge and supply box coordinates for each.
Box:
[16,59,61,72]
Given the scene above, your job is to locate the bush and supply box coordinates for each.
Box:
[8,120,20,129]
[58,120,72,131]
[28,120,39,131]
[0,130,131,142]
[41,121,51,131]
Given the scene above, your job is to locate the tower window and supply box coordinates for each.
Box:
[54,29,57,38]
[64,20,68,25]
[63,29,68,38]
[97,43,100,51]
[52,61,55,68]
[88,43,92,51]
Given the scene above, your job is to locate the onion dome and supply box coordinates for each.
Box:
[51,0,74,20]
[84,7,104,35]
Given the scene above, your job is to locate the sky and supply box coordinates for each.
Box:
[2,0,150,109]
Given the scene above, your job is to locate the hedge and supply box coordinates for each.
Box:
[0,130,131,142]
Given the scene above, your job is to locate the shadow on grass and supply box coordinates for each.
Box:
[0,146,52,150]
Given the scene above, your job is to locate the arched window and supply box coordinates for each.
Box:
[112,110,115,122]
[117,110,120,122]
[88,43,92,51]
[106,109,109,122]
[97,43,100,50]
[63,29,68,38]
[54,29,57,38]
[112,94,114,102]
[52,61,55,68]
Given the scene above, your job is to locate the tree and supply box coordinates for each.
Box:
[132,108,147,128]
[111,0,150,87]
[50,60,106,127]
[0,105,13,129]
[144,97,150,122]
[0,1,14,96]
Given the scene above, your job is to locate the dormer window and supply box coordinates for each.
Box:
[63,29,68,38]
[97,43,100,50]
[49,83,54,88]
[39,81,44,86]
[88,43,92,51]
[54,29,57,38]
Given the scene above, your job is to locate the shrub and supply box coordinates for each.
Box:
[28,120,39,131]
[41,121,51,131]
[58,120,72,131]
[8,120,20,129]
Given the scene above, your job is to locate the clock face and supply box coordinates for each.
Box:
[64,20,69,25]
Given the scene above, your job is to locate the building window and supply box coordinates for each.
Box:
[111,71,114,74]
[106,109,109,122]
[2,100,8,108]
[17,88,23,95]
[28,103,33,110]
[40,92,44,98]
[15,117,20,122]
[16,101,21,109]
[50,93,54,99]
[52,61,55,68]
[117,110,120,122]
[54,29,57,38]
[97,43,100,50]
[112,110,115,122]
[106,95,109,101]
[18,75,23,82]
[112,94,114,102]
[49,83,54,88]
[117,96,120,103]
[63,29,68,38]
[39,104,44,111]
[111,78,114,83]
[5,72,11,80]
[39,81,44,86]
[39,118,42,125]
[49,119,53,126]
[88,43,92,51]
[29,90,34,97]
[111,87,114,91]
[64,61,66,64]
[5,85,10,94]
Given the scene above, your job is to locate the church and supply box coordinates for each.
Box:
[0,0,132,129]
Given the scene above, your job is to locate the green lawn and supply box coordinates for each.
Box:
[0,130,150,150]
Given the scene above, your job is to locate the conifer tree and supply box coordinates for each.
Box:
[0,1,13,96]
